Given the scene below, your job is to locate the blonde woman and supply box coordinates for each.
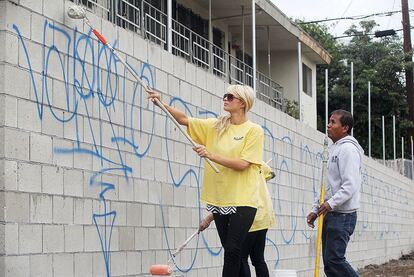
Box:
[148,85,264,276]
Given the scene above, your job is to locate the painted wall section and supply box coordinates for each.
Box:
[0,1,413,277]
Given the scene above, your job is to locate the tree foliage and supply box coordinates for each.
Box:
[299,20,411,159]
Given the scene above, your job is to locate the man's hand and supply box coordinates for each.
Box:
[306,212,317,228]
[317,202,332,216]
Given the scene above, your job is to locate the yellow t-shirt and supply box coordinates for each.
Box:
[249,162,276,232]
[187,117,264,208]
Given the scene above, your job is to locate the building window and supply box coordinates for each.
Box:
[302,63,312,96]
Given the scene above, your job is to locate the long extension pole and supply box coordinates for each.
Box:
[351,62,354,136]
[68,6,220,173]
[368,81,371,157]
[314,137,329,277]
[325,69,328,135]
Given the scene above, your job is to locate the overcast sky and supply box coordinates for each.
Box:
[272,0,414,39]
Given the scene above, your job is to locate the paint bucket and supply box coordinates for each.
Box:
[272,269,297,277]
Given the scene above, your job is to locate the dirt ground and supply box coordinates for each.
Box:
[358,252,414,277]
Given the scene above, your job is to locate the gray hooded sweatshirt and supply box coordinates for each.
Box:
[313,135,364,214]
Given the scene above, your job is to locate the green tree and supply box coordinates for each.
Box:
[299,20,411,159]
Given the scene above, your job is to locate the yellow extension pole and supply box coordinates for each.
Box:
[314,137,329,277]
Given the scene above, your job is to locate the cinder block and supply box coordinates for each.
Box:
[141,250,155,275]
[18,38,43,74]
[0,225,5,255]
[191,86,202,107]
[155,68,168,93]
[30,132,53,164]
[52,195,74,224]
[53,253,74,277]
[142,204,155,227]
[2,2,31,38]
[118,176,134,202]
[64,225,84,252]
[17,162,41,192]
[29,12,47,45]
[154,159,167,183]
[73,143,93,171]
[3,223,18,255]
[174,141,186,164]
[19,224,42,254]
[134,178,148,203]
[172,55,186,80]
[20,0,43,14]
[148,227,162,249]
[1,95,18,128]
[92,252,106,277]
[161,182,174,206]
[109,200,126,226]
[43,224,64,253]
[30,194,52,223]
[134,227,149,250]
[141,156,154,180]
[53,138,74,168]
[148,180,161,205]
[4,191,29,223]
[63,168,83,197]
[206,72,216,93]
[74,253,92,277]
[42,165,63,195]
[74,198,92,225]
[84,225,101,252]
[4,127,30,160]
[118,27,134,56]
[30,254,53,277]
[0,31,18,65]
[17,99,41,132]
[41,110,64,138]
[126,251,142,275]
[2,160,17,190]
[178,80,191,103]
[4,63,31,100]
[111,249,127,276]
[119,226,134,251]
[200,90,212,113]
[185,62,196,86]
[3,255,30,277]
[161,50,173,73]
[0,128,3,159]
[133,32,148,63]
[43,0,64,23]
[147,42,162,69]
[126,202,141,226]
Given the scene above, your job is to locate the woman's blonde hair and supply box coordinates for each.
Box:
[214,85,255,137]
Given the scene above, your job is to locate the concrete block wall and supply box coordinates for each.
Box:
[0,0,413,276]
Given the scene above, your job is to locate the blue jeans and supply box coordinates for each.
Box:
[322,212,359,277]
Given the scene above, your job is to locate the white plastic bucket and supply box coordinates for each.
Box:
[272,269,297,277]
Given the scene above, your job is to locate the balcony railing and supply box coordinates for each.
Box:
[70,0,284,110]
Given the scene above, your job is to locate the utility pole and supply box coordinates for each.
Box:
[402,0,414,138]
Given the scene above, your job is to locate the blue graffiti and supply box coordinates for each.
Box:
[12,18,407,276]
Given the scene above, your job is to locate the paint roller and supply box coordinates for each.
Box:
[67,5,220,174]
[149,230,199,275]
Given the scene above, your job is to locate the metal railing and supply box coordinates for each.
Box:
[116,0,141,32]
[257,71,284,109]
[70,0,285,110]
[143,2,167,46]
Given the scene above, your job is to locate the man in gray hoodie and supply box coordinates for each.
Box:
[307,109,363,277]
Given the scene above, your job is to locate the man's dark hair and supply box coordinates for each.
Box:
[331,109,353,135]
